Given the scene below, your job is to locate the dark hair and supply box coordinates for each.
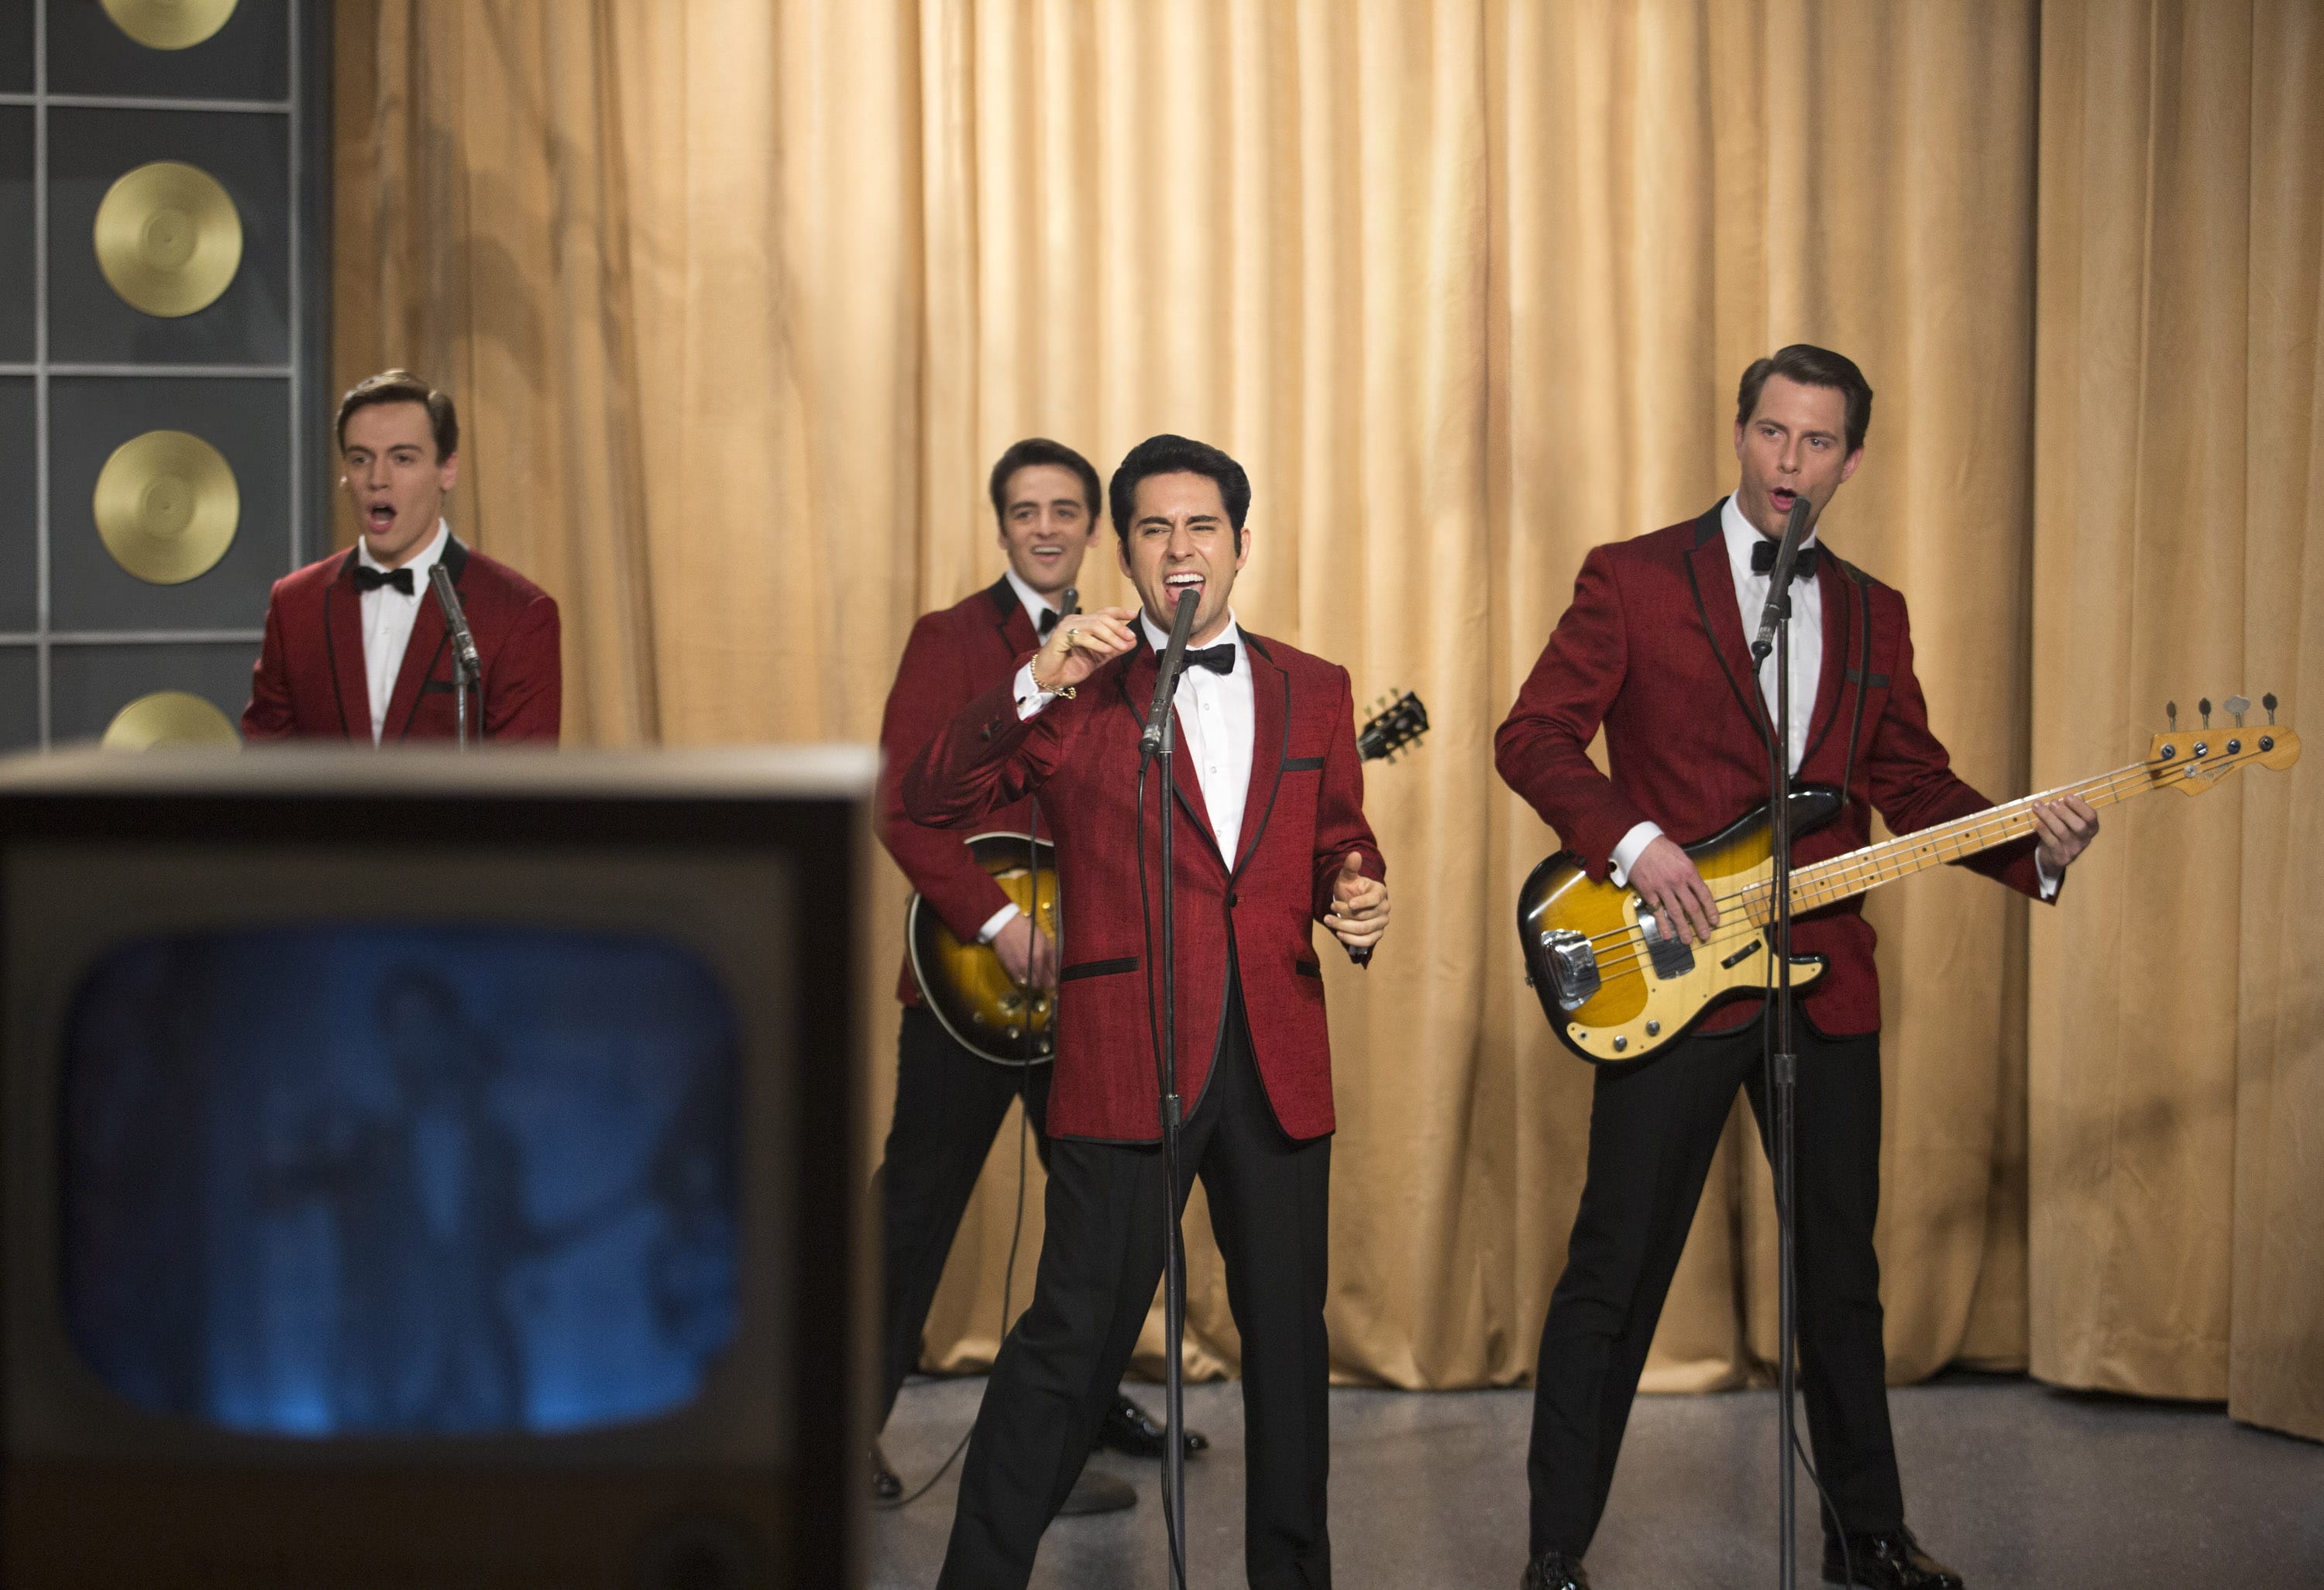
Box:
[1107,434,1251,548]
[1736,345,1873,455]
[988,438,1101,529]
[336,369,459,459]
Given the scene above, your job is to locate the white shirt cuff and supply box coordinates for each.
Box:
[975,903,1022,944]
[1609,821,1665,886]
[2034,850,2061,901]
[1011,661,1055,719]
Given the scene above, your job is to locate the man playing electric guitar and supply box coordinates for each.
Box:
[1495,346,2099,1590]
[871,438,1195,1513]
[907,433,1389,1589]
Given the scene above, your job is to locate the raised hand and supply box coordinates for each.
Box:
[1323,850,1390,952]
[1033,606,1140,695]
[1628,835,1717,946]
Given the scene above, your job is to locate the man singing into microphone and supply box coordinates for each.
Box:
[242,370,559,743]
[1496,346,2098,1590]
[870,438,1196,1517]
[907,434,1389,1589]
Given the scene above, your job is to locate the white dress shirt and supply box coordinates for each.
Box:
[358,520,450,745]
[1610,495,2056,896]
[975,570,1072,945]
[1002,566,1064,637]
[1012,607,1257,864]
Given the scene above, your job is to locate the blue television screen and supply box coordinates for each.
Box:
[59,926,741,1439]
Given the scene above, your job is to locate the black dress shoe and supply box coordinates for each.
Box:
[1521,1551,1591,1590]
[1823,1526,1963,1589]
[1093,1393,1209,1460]
[1055,1466,1137,1516]
[870,1443,902,1502]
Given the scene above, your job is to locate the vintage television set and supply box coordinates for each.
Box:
[0,746,874,1589]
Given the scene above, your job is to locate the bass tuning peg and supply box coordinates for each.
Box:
[2264,692,2278,725]
[2167,701,2178,731]
[2226,694,2250,727]
[2199,697,2212,728]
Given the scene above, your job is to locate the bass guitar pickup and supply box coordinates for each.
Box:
[1633,908,1697,980]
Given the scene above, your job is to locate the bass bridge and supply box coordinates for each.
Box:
[1536,929,1601,1011]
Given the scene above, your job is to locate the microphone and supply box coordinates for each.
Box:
[1138,588,1202,762]
[1750,492,1816,662]
[428,564,483,683]
[1061,585,1079,616]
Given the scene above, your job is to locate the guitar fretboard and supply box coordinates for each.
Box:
[1735,758,2161,922]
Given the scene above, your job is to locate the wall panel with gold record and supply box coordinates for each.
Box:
[50,108,288,364]
[0,379,33,634]
[50,641,254,746]
[48,0,286,103]
[0,106,29,362]
[0,0,328,752]
[0,4,27,94]
[51,376,286,630]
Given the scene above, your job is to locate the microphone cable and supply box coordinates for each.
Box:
[875,816,1046,1511]
[880,596,1081,1513]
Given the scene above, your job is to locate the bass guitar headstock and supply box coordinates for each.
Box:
[1358,690,1430,764]
[2147,692,2298,795]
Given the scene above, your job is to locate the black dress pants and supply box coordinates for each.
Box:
[874,1004,1054,1430]
[939,984,1333,1590]
[1527,1018,1904,1560]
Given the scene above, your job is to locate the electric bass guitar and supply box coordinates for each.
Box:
[1519,694,2299,1064]
[912,689,1432,1064]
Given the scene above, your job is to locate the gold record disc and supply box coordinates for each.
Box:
[92,160,243,318]
[92,429,240,584]
[101,691,240,750]
[101,0,239,52]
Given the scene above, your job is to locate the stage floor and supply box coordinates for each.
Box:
[869,1368,2322,1588]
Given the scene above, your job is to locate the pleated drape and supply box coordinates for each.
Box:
[2027,0,2324,1441]
[332,0,2323,1440]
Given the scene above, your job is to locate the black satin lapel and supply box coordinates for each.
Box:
[1169,737,1226,864]
[1229,647,1290,878]
[325,551,368,742]
[1685,525,1775,754]
[1112,640,1226,864]
[1798,555,1852,771]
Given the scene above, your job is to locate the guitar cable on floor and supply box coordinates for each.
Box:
[875,816,1046,1512]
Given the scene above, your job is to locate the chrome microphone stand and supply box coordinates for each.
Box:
[1749,501,1810,1590]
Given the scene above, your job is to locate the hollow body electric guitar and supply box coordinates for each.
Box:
[1520,696,2299,1064]
[911,689,1431,1065]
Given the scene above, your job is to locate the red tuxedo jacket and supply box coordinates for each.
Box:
[875,576,1047,1006]
[1494,500,2049,1039]
[242,537,561,743]
[905,630,1384,1143]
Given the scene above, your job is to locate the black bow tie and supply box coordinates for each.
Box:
[1750,538,1821,582]
[1038,606,1061,637]
[353,565,415,595]
[1183,643,1236,676]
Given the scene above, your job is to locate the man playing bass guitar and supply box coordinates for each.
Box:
[871,438,1198,1512]
[1495,346,2099,1590]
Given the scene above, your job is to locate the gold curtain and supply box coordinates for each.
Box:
[333,1,2324,1439]
[2028,0,2324,1440]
